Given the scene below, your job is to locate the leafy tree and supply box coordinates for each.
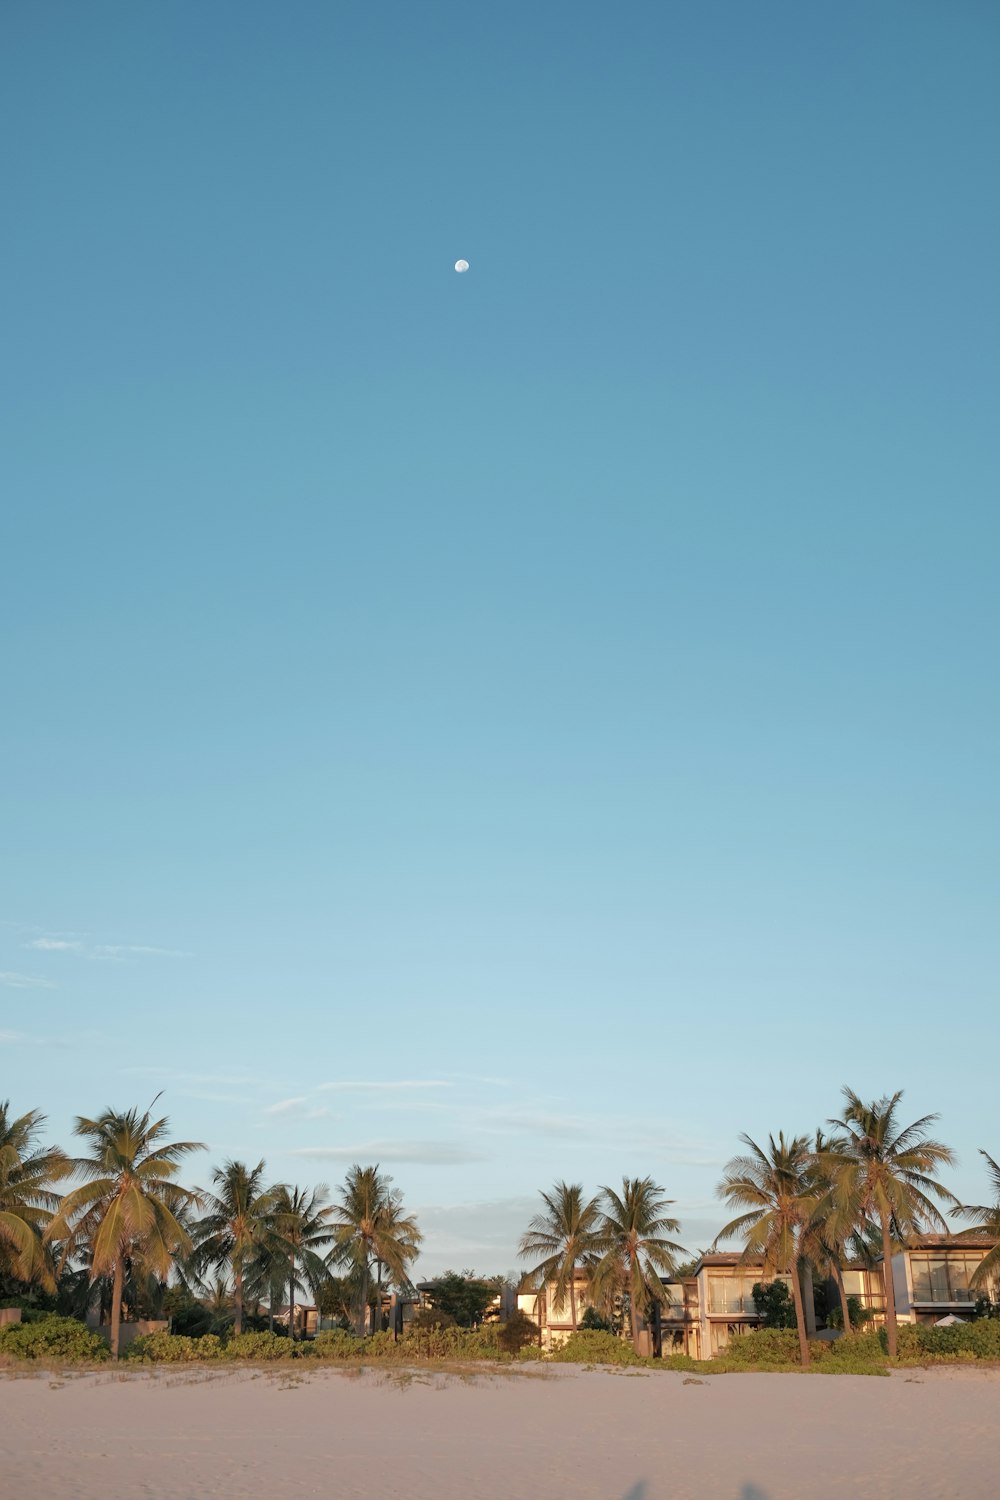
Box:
[954,1150,1000,1296]
[592,1177,686,1354]
[497,1307,539,1353]
[422,1270,501,1328]
[46,1104,204,1358]
[315,1273,360,1330]
[272,1183,333,1339]
[579,1304,612,1332]
[715,1132,816,1366]
[519,1182,602,1332]
[327,1165,421,1336]
[191,1160,283,1335]
[826,1088,957,1358]
[752,1279,796,1328]
[0,1101,67,1292]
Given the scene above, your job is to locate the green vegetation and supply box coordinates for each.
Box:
[591,1177,686,1353]
[420,1270,503,1328]
[519,1182,602,1332]
[46,1106,204,1360]
[1,1086,997,1379]
[751,1279,796,1328]
[0,1314,109,1362]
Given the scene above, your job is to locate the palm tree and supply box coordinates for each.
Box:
[826,1088,957,1357]
[272,1183,333,1340]
[715,1132,816,1366]
[46,1104,204,1358]
[954,1150,1000,1296]
[191,1160,283,1336]
[327,1165,422,1336]
[519,1182,601,1332]
[0,1101,67,1292]
[592,1176,686,1354]
[807,1130,862,1336]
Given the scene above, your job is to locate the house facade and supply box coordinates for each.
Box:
[687,1254,793,1357]
[890,1235,996,1324]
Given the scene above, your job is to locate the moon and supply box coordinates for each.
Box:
[454,259,470,273]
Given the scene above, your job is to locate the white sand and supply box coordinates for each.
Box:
[4,1363,999,1500]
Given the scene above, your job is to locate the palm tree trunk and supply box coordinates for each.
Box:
[629,1265,643,1355]
[357,1257,369,1337]
[831,1261,852,1335]
[289,1257,296,1342]
[110,1257,124,1361]
[788,1257,811,1367]
[569,1265,578,1333]
[234,1264,243,1337]
[880,1211,898,1358]
[800,1260,817,1337]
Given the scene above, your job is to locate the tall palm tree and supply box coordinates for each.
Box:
[46,1104,204,1358]
[519,1181,601,1332]
[954,1150,1000,1296]
[715,1132,816,1366]
[807,1130,861,1336]
[327,1165,422,1336]
[826,1088,957,1357]
[191,1160,283,1335]
[0,1101,67,1291]
[272,1183,333,1340]
[592,1176,686,1354]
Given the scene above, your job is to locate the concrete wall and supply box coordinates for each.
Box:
[0,1307,24,1327]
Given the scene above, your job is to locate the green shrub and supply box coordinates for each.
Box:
[723,1329,802,1366]
[311,1329,363,1360]
[127,1332,224,1363]
[0,1315,109,1363]
[497,1310,539,1356]
[896,1319,1000,1363]
[552,1330,642,1366]
[225,1330,295,1361]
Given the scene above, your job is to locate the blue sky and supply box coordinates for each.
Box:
[2,1,998,1275]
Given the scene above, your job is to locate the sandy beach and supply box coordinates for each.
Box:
[4,1363,999,1500]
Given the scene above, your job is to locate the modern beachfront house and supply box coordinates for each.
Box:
[831,1234,996,1328]
[518,1256,791,1357]
[890,1234,997,1324]
[686,1254,794,1357]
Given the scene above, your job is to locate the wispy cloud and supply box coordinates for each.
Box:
[0,971,56,990]
[15,927,192,962]
[289,1141,486,1166]
[266,1097,308,1115]
[91,944,192,961]
[318,1080,454,1093]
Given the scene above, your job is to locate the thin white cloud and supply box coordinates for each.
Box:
[91,944,192,961]
[25,937,83,952]
[318,1080,454,1093]
[289,1141,486,1166]
[265,1096,308,1115]
[0,971,56,990]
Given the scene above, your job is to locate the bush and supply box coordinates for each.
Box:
[311,1329,363,1360]
[896,1319,1000,1363]
[723,1329,802,1366]
[127,1332,224,1363]
[225,1330,295,1361]
[497,1310,539,1355]
[751,1281,796,1329]
[0,1315,109,1363]
[552,1330,642,1366]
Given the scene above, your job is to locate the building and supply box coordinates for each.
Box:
[890,1235,997,1325]
[688,1254,793,1357]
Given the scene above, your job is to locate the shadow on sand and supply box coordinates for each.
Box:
[619,1486,770,1499]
